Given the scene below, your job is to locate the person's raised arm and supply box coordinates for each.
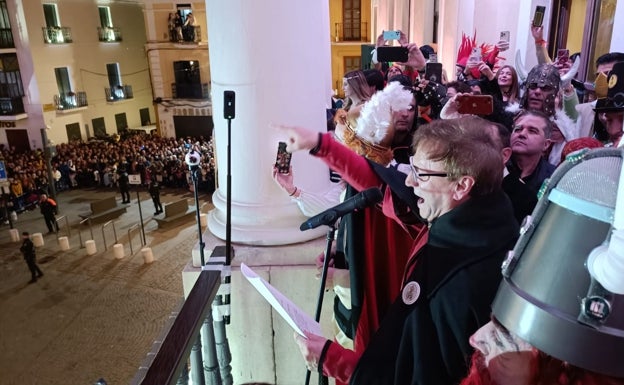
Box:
[531,25,552,64]
[275,125,383,191]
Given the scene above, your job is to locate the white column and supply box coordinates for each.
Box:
[205,0,332,245]
[409,0,435,46]
[610,0,624,52]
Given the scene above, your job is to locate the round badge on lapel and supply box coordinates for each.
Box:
[402,281,421,305]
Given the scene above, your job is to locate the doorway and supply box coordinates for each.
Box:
[5,129,29,152]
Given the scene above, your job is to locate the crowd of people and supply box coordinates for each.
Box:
[273,24,624,385]
[0,132,216,221]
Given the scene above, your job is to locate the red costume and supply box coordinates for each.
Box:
[312,132,426,382]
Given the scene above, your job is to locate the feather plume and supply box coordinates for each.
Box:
[355,82,413,144]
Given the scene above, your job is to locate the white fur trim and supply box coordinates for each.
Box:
[505,102,521,115]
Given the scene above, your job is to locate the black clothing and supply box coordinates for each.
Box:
[118,172,130,203]
[508,157,556,196]
[148,182,162,214]
[350,190,519,385]
[502,170,539,224]
[40,198,59,232]
[20,238,43,281]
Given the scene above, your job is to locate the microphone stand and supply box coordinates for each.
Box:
[304,223,336,385]
[224,110,232,324]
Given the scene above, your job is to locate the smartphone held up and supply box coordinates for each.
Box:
[456,94,494,116]
[532,5,546,27]
[382,30,401,41]
[376,46,409,63]
[557,49,570,66]
[275,142,292,174]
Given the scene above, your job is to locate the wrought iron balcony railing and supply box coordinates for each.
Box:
[171,82,210,100]
[0,28,14,49]
[98,26,122,43]
[105,85,133,101]
[0,83,25,99]
[0,97,24,115]
[333,22,369,42]
[54,91,88,111]
[42,26,72,44]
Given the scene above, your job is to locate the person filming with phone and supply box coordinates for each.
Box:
[375,30,426,80]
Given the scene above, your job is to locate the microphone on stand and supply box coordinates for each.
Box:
[300,187,383,231]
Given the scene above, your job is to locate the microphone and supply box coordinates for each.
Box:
[300,187,383,231]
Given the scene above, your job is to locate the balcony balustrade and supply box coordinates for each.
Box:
[98,26,122,42]
[42,26,73,44]
[333,22,369,42]
[54,91,88,111]
[105,85,133,101]
[0,97,24,115]
[171,82,210,100]
[0,28,14,48]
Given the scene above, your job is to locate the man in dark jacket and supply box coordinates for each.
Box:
[20,231,43,283]
[39,194,59,233]
[118,168,130,204]
[286,118,519,385]
[148,180,163,215]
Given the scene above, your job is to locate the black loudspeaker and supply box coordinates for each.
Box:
[224,90,235,119]
[360,44,376,70]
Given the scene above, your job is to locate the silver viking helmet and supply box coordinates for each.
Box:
[519,63,560,116]
[493,148,624,378]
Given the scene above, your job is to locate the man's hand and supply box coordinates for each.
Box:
[398,43,426,71]
[273,124,321,153]
[294,332,330,372]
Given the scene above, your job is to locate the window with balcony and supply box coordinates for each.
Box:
[0,54,24,115]
[98,6,121,42]
[338,0,366,42]
[0,0,13,48]
[171,4,200,43]
[54,67,87,111]
[42,3,72,44]
[172,60,208,99]
[105,63,133,102]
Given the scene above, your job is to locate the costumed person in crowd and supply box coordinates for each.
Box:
[39,193,59,234]
[455,32,506,83]
[334,70,374,142]
[20,231,43,284]
[281,116,518,385]
[593,62,624,148]
[310,82,420,372]
[510,62,579,165]
[574,52,624,141]
[334,82,421,358]
[462,139,624,385]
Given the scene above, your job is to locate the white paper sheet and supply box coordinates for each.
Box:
[240,263,321,337]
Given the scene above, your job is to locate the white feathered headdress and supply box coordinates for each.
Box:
[355,81,413,144]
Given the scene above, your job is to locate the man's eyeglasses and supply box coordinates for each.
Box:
[408,156,449,181]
